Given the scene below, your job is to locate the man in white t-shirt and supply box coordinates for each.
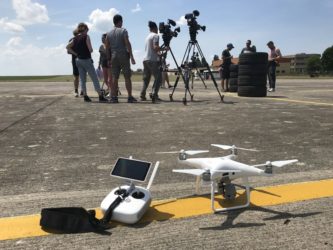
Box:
[267,41,282,92]
[140,21,164,103]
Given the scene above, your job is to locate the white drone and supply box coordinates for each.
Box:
[164,144,298,212]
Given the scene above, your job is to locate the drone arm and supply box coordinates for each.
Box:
[172,169,205,176]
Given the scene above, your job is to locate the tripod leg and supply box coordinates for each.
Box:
[195,42,224,102]
[197,68,207,89]
[169,75,180,101]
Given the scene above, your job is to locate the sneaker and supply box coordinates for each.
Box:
[80,91,84,97]
[74,92,79,98]
[140,95,147,101]
[99,95,108,102]
[83,95,92,102]
[268,88,275,92]
[127,96,137,103]
[110,96,119,103]
[152,96,162,103]
[168,85,174,88]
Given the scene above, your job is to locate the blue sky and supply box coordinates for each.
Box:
[0,0,333,75]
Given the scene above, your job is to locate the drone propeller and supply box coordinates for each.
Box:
[156,149,209,155]
[253,159,298,168]
[211,144,259,152]
[269,159,298,168]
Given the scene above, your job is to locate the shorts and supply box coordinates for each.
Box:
[221,65,230,79]
[111,51,131,79]
[72,60,79,76]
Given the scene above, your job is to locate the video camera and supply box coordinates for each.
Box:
[159,19,180,47]
[184,10,206,42]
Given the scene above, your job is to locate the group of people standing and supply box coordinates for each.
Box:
[67,15,168,104]
[220,40,282,92]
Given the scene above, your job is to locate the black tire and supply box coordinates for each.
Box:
[229,64,239,72]
[229,85,238,92]
[228,78,238,92]
[239,52,268,65]
[230,71,238,78]
[238,75,267,86]
[238,86,267,97]
[229,78,238,86]
[238,64,267,76]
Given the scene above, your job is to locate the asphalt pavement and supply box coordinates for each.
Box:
[0,78,332,249]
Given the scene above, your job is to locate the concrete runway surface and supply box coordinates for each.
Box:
[0,78,332,249]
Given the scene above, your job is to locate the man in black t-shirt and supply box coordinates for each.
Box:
[221,43,234,91]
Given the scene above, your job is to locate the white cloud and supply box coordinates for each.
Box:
[131,3,142,13]
[176,16,187,26]
[88,8,118,32]
[6,36,22,47]
[0,17,25,33]
[12,0,49,25]
[0,42,70,75]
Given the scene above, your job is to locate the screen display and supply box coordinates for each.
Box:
[111,158,151,182]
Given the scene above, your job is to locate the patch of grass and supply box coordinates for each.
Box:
[0,75,73,82]
[0,73,180,82]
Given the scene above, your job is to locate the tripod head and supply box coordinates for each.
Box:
[184,10,206,42]
[159,19,180,47]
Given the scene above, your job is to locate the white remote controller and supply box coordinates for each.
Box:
[100,185,152,224]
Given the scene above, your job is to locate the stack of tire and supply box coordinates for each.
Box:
[238,52,268,97]
[228,64,239,92]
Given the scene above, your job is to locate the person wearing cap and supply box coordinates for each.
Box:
[267,41,282,92]
[220,43,234,91]
[240,40,256,54]
[140,21,165,103]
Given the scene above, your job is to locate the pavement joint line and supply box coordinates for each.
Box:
[225,92,333,106]
[0,178,333,241]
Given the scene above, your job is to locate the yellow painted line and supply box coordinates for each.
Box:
[1,179,333,241]
[225,92,333,106]
[266,97,333,107]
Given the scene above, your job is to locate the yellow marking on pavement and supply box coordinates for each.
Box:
[225,92,333,106]
[266,97,333,106]
[1,179,333,241]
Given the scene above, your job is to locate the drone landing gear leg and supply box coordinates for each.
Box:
[195,176,201,195]
[210,177,250,213]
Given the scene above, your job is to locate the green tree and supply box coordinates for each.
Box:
[306,55,321,76]
[321,45,333,73]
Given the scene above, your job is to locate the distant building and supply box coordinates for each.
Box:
[289,53,321,74]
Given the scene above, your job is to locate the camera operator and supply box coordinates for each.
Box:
[140,21,166,103]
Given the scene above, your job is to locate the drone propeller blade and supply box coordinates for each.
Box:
[185,150,209,155]
[271,159,298,168]
[211,144,258,152]
[211,144,233,150]
[236,147,259,152]
[155,151,179,154]
[156,150,208,155]
[252,159,298,168]
[172,169,206,176]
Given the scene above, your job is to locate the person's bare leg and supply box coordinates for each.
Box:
[124,77,132,97]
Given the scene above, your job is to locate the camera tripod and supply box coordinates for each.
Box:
[170,40,224,103]
[188,51,207,90]
[160,44,193,105]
